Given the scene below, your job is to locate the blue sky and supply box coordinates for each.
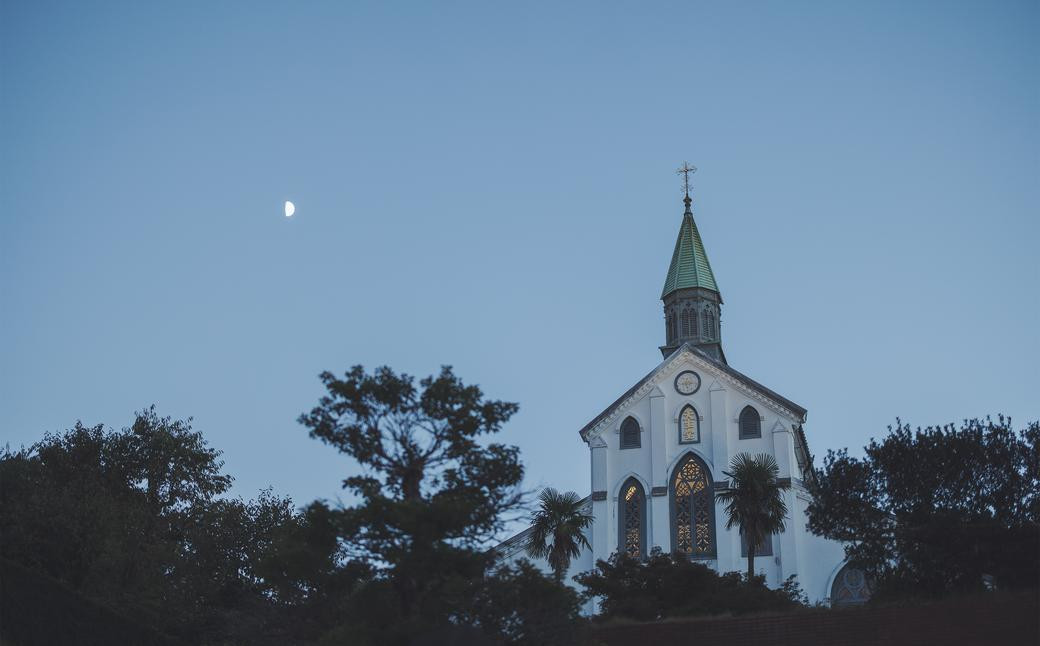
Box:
[2,1,1037,520]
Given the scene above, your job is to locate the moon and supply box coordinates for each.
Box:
[284,201,295,217]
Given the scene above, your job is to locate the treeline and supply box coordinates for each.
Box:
[0,369,589,645]
[1,365,1037,645]
[806,415,1040,601]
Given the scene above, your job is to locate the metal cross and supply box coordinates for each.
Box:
[676,162,697,197]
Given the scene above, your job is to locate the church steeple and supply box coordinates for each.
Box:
[660,164,725,362]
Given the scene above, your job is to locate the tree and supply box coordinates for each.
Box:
[575,549,804,622]
[714,453,790,580]
[806,416,1040,600]
[298,365,524,637]
[455,560,587,646]
[0,408,234,607]
[525,488,594,581]
[0,408,324,645]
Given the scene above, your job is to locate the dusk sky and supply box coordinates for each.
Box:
[3,1,1037,530]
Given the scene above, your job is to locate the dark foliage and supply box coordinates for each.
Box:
[525,488,594,580]
[0,408,357,645]
[1,558,183,646]
[575,549,806,622]
[455,560,588,646]
[298,365,526,642]
[806,416,1040,601]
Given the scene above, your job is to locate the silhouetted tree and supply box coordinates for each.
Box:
[807,416,1040,600]
[715,453,790,580]
[458,559,587,646]
[575,549,804,622]
[298,365,524,641]
[0,408,340,645]
[525,488,593,581]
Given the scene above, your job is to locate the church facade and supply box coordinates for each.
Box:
[497,183,865,607]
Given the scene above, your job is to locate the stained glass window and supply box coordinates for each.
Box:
[619,479,645,559]
[739,406,761,439]
[671,454,715,557]
[620,416,640,449]
[679,405,699,443]
[830,565,871,606]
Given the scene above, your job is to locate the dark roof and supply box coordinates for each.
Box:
[577,343,807,442]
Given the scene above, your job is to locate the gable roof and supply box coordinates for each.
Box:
[577,343,807,443]
[661,199,720,298]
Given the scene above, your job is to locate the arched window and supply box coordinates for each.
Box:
[830,564,872,606]
[739,405,761,439]
[702,310,711,339]
[618,478,646,559]
[620,416,641,449]
[671,453,715,558]
[680,309,691,337]
[679,405,699,444]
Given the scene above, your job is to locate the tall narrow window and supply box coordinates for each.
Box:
[702,310,711,339]
[681,309,691,337]
[620,416,641,449]
[739,405,761,439]
[707,310,715,338]
[671,453,715,557]
[679,405,699,443]
[691,308,699,336]
[740,531,774,557]
[619,478,646,559]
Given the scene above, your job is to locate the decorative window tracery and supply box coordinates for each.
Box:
[679,405,699,443]
[671,453,715,557]
[830,565,872,606]
[620,416,641,449]
[619,478,646,559]
[739,406,761,439]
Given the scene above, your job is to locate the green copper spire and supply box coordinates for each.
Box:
[661,195,719,298]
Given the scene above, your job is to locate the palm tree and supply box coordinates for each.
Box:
[525,488,594,581]
[715,452,791,581]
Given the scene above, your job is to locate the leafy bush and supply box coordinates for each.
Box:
[458,559,587,646]
[575,549,806,622]
[807,417,1040,600]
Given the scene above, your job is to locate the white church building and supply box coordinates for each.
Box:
[497,180,869,607]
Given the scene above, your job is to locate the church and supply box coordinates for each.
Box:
[497,171,869,607]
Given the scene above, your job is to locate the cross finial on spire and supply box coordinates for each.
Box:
[676,161,697,199]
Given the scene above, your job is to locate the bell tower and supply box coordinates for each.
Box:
[659,163,725,363]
